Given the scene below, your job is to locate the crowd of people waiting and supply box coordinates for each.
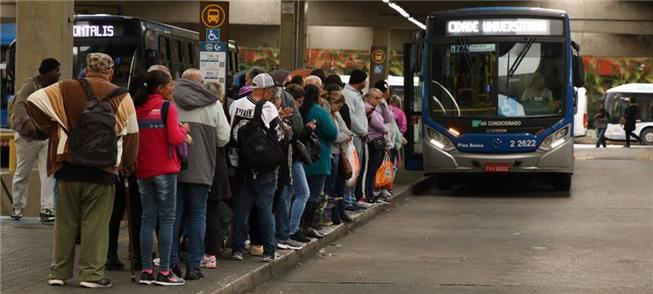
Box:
[12,54,407,288]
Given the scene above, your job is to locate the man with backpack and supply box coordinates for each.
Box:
[170,68,231,280]
[26,53,139,288]
[8,58,60,222]
[229,73,285,263]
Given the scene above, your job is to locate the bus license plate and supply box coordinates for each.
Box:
[484,163,511,173]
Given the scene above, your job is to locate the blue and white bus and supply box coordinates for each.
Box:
[403,7,585,191]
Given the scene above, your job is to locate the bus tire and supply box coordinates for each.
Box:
[553,174,572,191]
[435,175,453,190]
[640,128,653,145]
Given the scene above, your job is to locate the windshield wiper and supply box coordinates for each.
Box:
[508,37,535,78]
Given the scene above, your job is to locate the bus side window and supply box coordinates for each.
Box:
[179,41,189,65]
[158,35,170,64]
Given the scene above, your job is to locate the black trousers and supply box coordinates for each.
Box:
[205,199,233,256]
[108,176,142,266]
[625,130,640,146]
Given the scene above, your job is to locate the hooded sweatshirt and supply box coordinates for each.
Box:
[173,79,231,186]
[135,94,186,179]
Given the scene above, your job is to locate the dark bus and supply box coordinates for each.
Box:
[5,14,239,95]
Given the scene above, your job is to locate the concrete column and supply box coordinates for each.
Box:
[279,0,307,70]
[16,0,74,88]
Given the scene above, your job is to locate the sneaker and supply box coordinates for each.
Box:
[40,208,55,223]
[185,267,203,280]
[80,278,112,288]
[290,231,311,243]
[231,250,244,261]
[155,271,185,286]
[47,279,64,286]
[345,204,361,212]
[284,239,304,249]
[10,208,23,220]
[153,257,160,267]
[357,200,373,208]
[200,255,217,269]
[261,253,279,263]
[278,239,302,250]
[171,265,183,277]
[138,271,155,285]
[303,227,324,239]
[249,244,264,256]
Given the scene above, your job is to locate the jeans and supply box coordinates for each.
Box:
[11,134,53,210]
[365,142,385,200]
[595,128,607,148]
[323,154,339,197]
[288,161,310,235]
[170,183,209,270]
[138,174,177,271]
[353,136,365,200]
[275,185,292,241]
[232,170,278,256]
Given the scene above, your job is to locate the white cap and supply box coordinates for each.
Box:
[252,73,275,89]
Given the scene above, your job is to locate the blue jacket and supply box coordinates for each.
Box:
[303,105,337,176]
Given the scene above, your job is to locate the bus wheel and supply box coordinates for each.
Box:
[640,128,653,145]
[553,174,572,191]
[435,175,453,190]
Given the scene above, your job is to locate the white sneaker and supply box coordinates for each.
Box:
[48,279,64,286]
[261,252,280,263]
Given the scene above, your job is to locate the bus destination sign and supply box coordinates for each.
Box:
[73,25,121,38]
[446,19,554,36]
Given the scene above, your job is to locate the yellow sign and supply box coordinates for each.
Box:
[201,4,226,28]
[372,49,386,63]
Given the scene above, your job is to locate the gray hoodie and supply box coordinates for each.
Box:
[173,78,231,186]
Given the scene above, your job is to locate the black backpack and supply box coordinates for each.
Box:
[68,79,127,167]
[237,100,284,174]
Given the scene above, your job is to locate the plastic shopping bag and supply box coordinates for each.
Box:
[375,153,395,191]
[342,141,360,187]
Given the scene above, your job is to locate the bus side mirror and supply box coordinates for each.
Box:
[573,55,584,88]
[410,31,425,75]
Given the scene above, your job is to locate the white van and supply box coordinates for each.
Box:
[603,83,653,145]
[574,87,588,137]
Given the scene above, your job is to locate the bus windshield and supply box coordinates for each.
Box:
[430,40,565,119]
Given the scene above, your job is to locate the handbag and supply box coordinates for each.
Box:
[339,149,353,180]
[302,132,321,162]
[294,140,313,164]
[371,136,386,150]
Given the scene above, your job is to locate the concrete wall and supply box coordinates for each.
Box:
[307,26,373,50]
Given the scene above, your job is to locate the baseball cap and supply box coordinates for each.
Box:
[252,73,275,89]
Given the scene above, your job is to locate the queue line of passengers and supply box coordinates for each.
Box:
[16,54,407,288]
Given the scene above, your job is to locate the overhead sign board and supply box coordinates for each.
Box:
[446,19,562,36]
[200,1,229,42]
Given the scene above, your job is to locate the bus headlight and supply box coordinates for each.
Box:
[539,125,570,151]
[426,128,456,152]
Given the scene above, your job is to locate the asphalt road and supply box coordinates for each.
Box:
[252,148,653,294]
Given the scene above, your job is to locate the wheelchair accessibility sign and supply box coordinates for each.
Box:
[206,29,221,42]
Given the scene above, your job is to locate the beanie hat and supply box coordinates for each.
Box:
[374,79,388,93]
[39,58,61,74]
[348,69,367,85]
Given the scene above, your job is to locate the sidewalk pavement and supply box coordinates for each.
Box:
[0,171,425,294]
